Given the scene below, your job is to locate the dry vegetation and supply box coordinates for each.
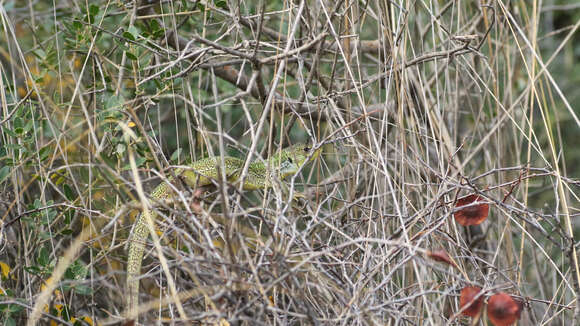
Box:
[1,0,580,325]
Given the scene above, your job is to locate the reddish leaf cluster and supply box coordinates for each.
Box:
[459,287,523,326]
[454,194,489,226]
[453,194,521,325]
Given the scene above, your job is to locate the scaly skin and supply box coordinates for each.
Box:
[126,143,320,320]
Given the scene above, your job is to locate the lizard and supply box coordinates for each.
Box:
[125,143,320,320]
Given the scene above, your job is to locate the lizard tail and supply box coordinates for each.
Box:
[126,211,148,320]
[126,182,171,321]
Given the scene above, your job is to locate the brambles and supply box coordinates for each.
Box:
[0,0,575,324]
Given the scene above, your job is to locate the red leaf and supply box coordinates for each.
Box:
[427,250,457,268]
[487,292,523,326]
[459,286,484,317]
[454,194,489,226]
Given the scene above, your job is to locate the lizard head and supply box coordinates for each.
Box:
[273,143,321,179]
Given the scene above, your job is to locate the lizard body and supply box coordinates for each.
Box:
[126,143,319,320]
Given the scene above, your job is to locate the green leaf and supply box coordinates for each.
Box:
[60,229,74,235]
[170,148,182,162]
[89,4,99,17]
[123,26,139,42]
[2,127,20,138]
[12,117,23,129]
[63,184,76,201]
[64,209,73,224]
[39,231,52,240]
[41,209,58,225]
[126,51,138,61]
[128,26,139,38]
[135,156,146,167]
[8,304,23,313]
[73,285,92,295]
[150,19,165,38]
[24,265,42,276]
[31,49,46,61]
[85,13,94,24]
[23,119,34,133]
[0,166,10,184]
[3,143,25,151]
[61,305,71,321]
[122,31,135,41]
[37,247,50,267]
[68,261,88,280]
[31,198,42,209]
[150,19,160,32]
[4,316,16,326]
[105,94,124,111]
[122,156,146,170]
[39,146,52,162]
[215,0,228,9]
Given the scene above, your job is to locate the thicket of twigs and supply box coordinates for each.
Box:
[1,1,579,325]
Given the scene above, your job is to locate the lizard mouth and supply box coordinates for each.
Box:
[279,160,299,178]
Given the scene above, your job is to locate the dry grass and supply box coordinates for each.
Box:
[1,1,579,325]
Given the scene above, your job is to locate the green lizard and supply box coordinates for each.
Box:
[126,143,320,319]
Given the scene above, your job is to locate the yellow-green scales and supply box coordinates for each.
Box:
[126,144,320,320]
